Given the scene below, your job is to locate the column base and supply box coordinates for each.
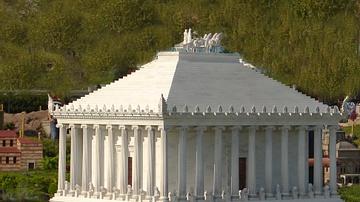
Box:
[158,196,169,201]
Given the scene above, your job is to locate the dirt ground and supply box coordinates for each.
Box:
[3,110,49,136]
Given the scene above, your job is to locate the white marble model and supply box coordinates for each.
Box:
[50,30,343,202]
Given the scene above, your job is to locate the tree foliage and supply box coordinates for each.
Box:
[1,0,360,104]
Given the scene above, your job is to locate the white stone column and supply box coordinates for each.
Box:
[195,126,206,200]
[281,125,291,197]
[132,125,141,198]
[247,125,257,197]
[329,126,338,195]
[93,124,102,197]
[69,124,77,195]
[57,124,66,194]
[178,126,188,201]
[106,124,115,194]
[213,126,225,200]
[146,125,155,199]
[265,126,275,198]
[76,128,83,188]
[231,126,241,200]
[314,126,323,195]
[297,125,308,196]
[159,126,169,201]
[119,125,128,197]
[81,124,91,195]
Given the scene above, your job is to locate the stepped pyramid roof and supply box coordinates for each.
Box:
[66,51,329,114]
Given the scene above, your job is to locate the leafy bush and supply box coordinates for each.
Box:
[339,186,360,202]
[0,92,48,113]
[3,122,15,130]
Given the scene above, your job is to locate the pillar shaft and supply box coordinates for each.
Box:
[106,124,115,192]
[146,126,155,198]
[57,124,66,193]
[329,126,338,195]
[81,125,90,195]
[195,126,206,199]
[119,126,128,195]
[265,126,274,197]
[231,126,240,198]
[132,126,141,196]
[159,126,169,201]
[178,126,187,200]
[69,124,77,193]
[247,125,257,196]
[314,126,323,195]
[93,125,102,195]
[213,126,225,199]
[297,126,307,195]
[281,126,290,195]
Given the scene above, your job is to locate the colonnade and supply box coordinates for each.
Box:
[55,123,338,201]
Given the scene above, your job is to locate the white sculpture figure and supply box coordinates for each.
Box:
[169,190,177,202]
[183,29,188,44]
[187,186,195,202]
[275,184,281,200]
[75,184,80,197]
[87,182,94,198]
[112,187,117,200]
[259,188,265,200]
[308,183,314,199]
[187,28,192,44]
[154,187,160,197]
[100,186,105,199]
[292,187,298,199]
[241,188,248,201]
[63,181,69,196]
[127,185,133,195]
[324,185,330,198]
[139,189,144,202]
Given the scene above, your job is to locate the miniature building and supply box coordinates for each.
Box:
[0,130,43,171]
[51,30,343,202]
[336,140,360,186]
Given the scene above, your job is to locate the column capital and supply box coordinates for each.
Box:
[69,123,76,129]
[81,124,88,129]
[214,126,225,131]
[158,125,171,131]
[132,125,139,130]
[106,124,113,130]
[231,126,242,132]
[195,125,207,132]
[248,125,258,132]
[93,124,100,130]
[296,125,308,131]
[312,125,324,130]
[280,125,291,131]
[145,125,153,131]
[178,125,189,131]
[264,125,275,131]
[56,123,64,128]
[119,125,126,130]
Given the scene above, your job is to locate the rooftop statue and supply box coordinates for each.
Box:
[180,28,223,53]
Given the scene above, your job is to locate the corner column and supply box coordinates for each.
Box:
[329,126,338,195]
[57,124,66,194]
[178,126,188,201]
